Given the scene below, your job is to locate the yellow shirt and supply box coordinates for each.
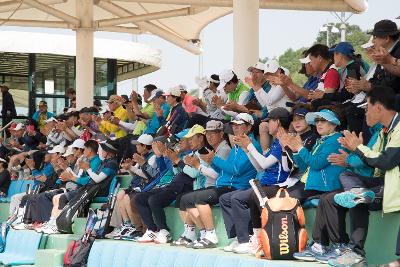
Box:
[99,105,128,139]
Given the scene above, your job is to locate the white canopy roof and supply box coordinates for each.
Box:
[0,30,161,68]
[0,0,368,54]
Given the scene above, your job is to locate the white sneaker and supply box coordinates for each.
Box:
[233,242,250,254]
[223,238,238,252]
[35,221,49,233]
[11,215,23,227]
[12,222,29,230]
[105,227,122,239]
[42,224,60,235]
[137,229,158,243]
[154,229,172,244]
[249,234,261,255]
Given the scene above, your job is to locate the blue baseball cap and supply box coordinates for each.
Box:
[293,107,309,117]
[305,109,341,126]
[329,42,355,58]
[175,128,190,140]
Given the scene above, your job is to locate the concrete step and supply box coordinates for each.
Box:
[35,249,65,267]
[44,234,79,250]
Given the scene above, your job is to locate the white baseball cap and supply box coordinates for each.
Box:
[247,62,265,72]
[148,88,164,101]
[70,139,85,149]
[299,54,311,64]
[131,134,153,146]
[45,117,58,123]
[264,59,280,74]
[217,69,235,91]
[231,113,254,125]
[361,36,374,49]
[163,87,181,97]
[62,146,74,157]
[10,123,25,131]
[48,144,66,154]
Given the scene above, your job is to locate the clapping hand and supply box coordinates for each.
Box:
[79,160,90,170]
[328,149,349,167]
[184,155,200,169]
[338,130,363,151]
[212,95,225,108]
[165,149,180,165]
[232,134,252,151]
[132,153,146,166]
[200,150,215,165]
[308,90,324,100]
[285,134,303,152]
[121,158,133,170]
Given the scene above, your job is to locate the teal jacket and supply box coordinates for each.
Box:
[346,124,383,177]
[212,134,262,189]
[76,155,102,186]
[293,132,344,192]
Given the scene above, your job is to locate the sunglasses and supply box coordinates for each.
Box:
[315,118,328,124]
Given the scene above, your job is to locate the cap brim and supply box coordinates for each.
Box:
[231,120,245,125]
[299,58,311,64]
[305,112,341,126]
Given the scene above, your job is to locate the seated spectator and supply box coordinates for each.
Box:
[134,129,196,244]
[273,50,319,103]
[327,86,400,266]
[158,87,188,135]
[347,20,400,98]
[184,113,261,249]
[111,134,160,240]
[223,107,291,254]
[143,88,170,135]
[171,121,230,246]
[216,70,250,120]
[0,158,10,197]
[190,74,226,126]
[99,95,128,139]
[281,107,345,203]
[32,101,54,129]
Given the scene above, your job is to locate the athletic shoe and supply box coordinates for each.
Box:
[293,242,326,261]
[334,188,375,209]
[105,227,120,239]
[137,229,158,243]
[34,222,49,233]
[11,215,23,228]
[12,222,29,230]
[192,237,218,249]
[249,234,261,255]
[233,242,250,254]
[223,238,239,252]
[121,230,144,241]
[154,229,172,244]
[42,224,60,235]
[315,243,349,264]
[328,248,366,266]
[116,225,136,240]
[171,236,193,247]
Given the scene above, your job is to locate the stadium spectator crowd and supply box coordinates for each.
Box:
[1,19,400,267]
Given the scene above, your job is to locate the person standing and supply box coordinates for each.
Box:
[1,85,17,135]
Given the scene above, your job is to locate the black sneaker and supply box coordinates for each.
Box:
[122,230,144,241]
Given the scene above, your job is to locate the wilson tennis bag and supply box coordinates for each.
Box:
[251,182,307,260]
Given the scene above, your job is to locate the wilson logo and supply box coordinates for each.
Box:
[279,216,289,255]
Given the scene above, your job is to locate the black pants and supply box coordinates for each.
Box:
[287,182,325,204]
[249,185,280,228]
[30,189,64,222]
[339,172,384,256]
[312,190,349,246]
[134,181,193,231]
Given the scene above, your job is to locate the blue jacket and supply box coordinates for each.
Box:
[144,103,170,135]
[213,134,262,189]
[293,132,344,192]
[346,124,383,177]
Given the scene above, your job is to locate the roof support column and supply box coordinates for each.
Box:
[76,0,94,109]
[233,0,259,79]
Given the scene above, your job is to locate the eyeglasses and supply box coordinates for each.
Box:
[315,118,328,124]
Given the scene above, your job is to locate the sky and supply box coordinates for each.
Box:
[1,0,400,96]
